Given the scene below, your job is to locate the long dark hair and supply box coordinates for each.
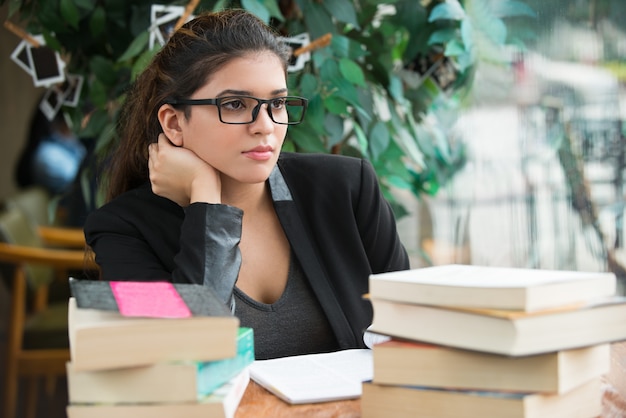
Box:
[105,9,291,201]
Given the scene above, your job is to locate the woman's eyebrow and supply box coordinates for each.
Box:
[215,88,289,97]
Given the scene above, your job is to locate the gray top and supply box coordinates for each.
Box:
[234,253,340,360]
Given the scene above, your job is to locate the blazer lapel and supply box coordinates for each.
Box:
[268,166,358,347]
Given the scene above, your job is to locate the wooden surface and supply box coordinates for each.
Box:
[236,342,626,418]
[236,381,360,418]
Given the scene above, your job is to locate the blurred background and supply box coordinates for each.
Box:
[395,0,626,299]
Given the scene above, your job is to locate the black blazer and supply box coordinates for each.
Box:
[84,152,410,349]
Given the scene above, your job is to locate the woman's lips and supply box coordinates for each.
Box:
[243,145,273,161]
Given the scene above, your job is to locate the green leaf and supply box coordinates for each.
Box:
[330,35,351,59]
[75,0,97,9]
[393,0,428,31]
[428,28,458,46]
[37,1,66,34]
[394,124,425,169]
[388,75,404,102]
[89,56,118,86]
[429,1,466,22]
[460,19,474,54]
[299,73,318,98]
[298,0,336,39]
[60,0,80,30]
[290,125,328,152]
[321,0,360,28]
[211,0,230,12]
[117,30,149,62]
[369,121,390,161]
[281,140,296,152]
[445,39,466,56]
[339,58,366,87]
[89,6,106,38]
[479,16,507,45]
[386,175,413,190]
[41,31,62,51]
[132,47,159,81]
[242,0,270,24]
[491,0,536,18]
[456,50,474,72]
[320,60,361,107]
[353,123,369,157]
[94,123,116,155]
[304,95,326,136]
[81,108,109,139]
[355,88,374,128]
[260,0,285,21]
[324,95,349,116]
[325,113,344,147]
[88,79,108,108]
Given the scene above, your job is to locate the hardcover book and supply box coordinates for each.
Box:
[369,264,616,312]
[361,377,602,418]
[68,284,240,371]
[368,296,626,356]
[67,327,254,403]
[372,339,610,394]
[69,277,232,317]
[66,367,250,418]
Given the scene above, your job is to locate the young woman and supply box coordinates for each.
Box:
[84,9,409,360]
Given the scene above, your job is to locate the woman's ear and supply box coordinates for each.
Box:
[158,104,184,146]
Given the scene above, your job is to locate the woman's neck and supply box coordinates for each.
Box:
[221,178,271,214]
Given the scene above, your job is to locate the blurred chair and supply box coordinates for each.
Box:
[6,186,86,249]
[0,203,98,418]
[5,186,53,227]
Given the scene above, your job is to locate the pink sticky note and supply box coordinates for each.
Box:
[110,281,192,318]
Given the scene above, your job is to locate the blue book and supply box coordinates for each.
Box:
[67,327,254,404]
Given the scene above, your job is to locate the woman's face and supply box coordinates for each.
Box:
[178,51,289,185]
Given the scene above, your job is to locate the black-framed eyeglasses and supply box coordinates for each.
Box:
[166,95,308,125]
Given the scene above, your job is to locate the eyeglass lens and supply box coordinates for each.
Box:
[218,96,306,125]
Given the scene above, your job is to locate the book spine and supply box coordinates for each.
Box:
[197,327,255,396]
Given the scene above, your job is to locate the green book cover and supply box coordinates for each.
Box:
[197,327,255,396]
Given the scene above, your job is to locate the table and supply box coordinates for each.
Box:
[236,342,626,418]
[236,381,359,418]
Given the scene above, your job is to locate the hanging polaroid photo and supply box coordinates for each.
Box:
[39,86,65,121]
[23,34,66,88]
[282,33,311,72]
[62,74,85,107]
[10,38,34,76]
[149,4,194,49]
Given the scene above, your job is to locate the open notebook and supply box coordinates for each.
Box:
[249,349,373,404]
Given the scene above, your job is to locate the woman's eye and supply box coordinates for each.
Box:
[221,99,246,111]
[271,98,286,109]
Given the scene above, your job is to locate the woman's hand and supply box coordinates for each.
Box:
[148,133,221,206]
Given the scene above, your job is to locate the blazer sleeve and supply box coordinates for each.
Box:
[85,195,243,306]
[174,203,242,306]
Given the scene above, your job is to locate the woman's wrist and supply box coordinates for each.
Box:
[189,175,221,204]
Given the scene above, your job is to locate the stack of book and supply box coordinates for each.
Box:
[65,279,254,418]
[362,264,626,418]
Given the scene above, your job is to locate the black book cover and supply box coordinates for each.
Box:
[69,278,232,317]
